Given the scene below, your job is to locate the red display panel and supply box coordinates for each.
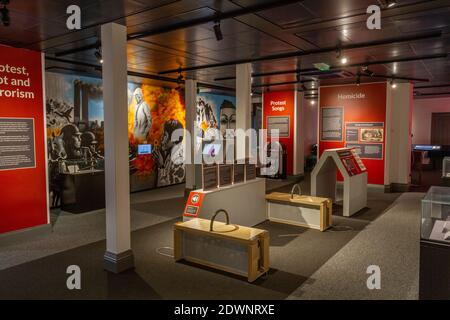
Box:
[183,191,205,218]
[263,91,295,175]
[319,83,386,185]
[0,45,48,234]
[336,148,366,176]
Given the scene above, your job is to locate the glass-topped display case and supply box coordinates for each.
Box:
[421,186,450,244]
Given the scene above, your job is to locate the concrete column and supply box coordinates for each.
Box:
[185,79,201,191]
[385,82,413,191]
[293,90,304,176]
[236,63,252,160]
[101,23,134,273]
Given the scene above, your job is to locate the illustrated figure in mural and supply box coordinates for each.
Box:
[46,99,73,128]
[219,100,236,139]
[60,123,83,160]
[153,120,185,187]
[80,131,104,170]
[196,97,218,140]
[48,134,68,208]
[133,88,152,142]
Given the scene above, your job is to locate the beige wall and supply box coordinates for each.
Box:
[413,97,450,145]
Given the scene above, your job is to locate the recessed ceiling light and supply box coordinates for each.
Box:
[341,57,348,65]
[310,100,316,105]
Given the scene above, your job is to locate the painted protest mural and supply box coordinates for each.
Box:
[196,93,236,139]
[127,83,186,190]
[45,73,104,207]
[46,72,186,207]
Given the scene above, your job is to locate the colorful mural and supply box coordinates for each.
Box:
[127,83,186,190]
[45,72,186,206]
[196,93,236,139]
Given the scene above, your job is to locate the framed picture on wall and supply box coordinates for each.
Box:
[360,128,384,143]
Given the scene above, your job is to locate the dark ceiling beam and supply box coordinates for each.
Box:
[367,74,429,82]
[415,92,450,97]
[54,0,302,57]
[128,0,303,41]
[158,31,442,74]
[45,56,235,91]
[415,84,450,89]
[252,79,315,89]
[214,53,448,81]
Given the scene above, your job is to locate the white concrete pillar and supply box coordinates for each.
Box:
[101,23,134,273]
[293,90,304,176]
[236,63,252,160]
[385,82,413,190]
[185,79,200,191]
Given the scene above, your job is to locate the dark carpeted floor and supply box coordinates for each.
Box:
[0,184,401,300]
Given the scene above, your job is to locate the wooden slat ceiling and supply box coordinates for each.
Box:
[1,0,449,96]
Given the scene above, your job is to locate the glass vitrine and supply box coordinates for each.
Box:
[421,186,450,244]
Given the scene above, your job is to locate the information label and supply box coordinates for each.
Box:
[203,165,218,191]
[347,143,383,160]
[219,164,233,187]
[245,163,257,181]
[267,116,290,137]
[0,118,35,171]
[183,192,205,218]
[233,163,245,184]
[321,107,343,141]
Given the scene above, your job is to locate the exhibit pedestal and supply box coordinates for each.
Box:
[61,170,106,214]
[184,178,266,227]
[265,193,332,231]
[174,218,269,282]
[311,148,367,217]
[419,240,450,299]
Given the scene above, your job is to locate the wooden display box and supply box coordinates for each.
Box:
[266,192,332,231]
[174,218,269,282]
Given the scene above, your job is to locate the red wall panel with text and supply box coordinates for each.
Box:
[263,91,295,175]
[319,83,387,185]
[0,45,48,234]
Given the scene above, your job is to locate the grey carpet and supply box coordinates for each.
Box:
[0,189,418,300]
[287,192,423,300]
[0,186,187,271]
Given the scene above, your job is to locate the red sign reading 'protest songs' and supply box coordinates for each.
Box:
[0,45,48,234]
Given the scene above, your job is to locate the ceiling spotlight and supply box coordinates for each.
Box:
[94,50,103,64]
[386,0,397,8]
[1,5,10,26]
[310,100,316,105]
[177,73,184,84]
[336,46,348,65]
[213,20,223,41]
[391,79,397,89]
[362,66,375,77]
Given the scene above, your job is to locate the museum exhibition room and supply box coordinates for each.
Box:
[1,0,450,307]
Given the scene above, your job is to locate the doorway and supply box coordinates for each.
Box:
[431,113,450,145]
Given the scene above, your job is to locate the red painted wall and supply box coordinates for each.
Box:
[263,91,295,175]
[319,83,387,185]
[0,45,48,234]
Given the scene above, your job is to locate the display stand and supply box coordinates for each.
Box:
[311,148,367,217]
[61,169,106,213]
[174,218,269,282]
[183,178,266,227]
